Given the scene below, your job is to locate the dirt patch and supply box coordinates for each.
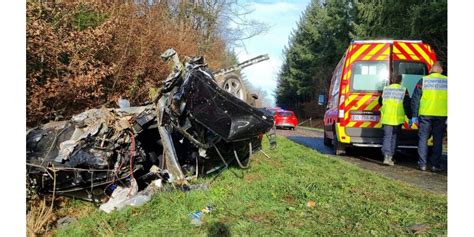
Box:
[246,211,276,224]
[244,173,263,183]
[282,195,297,205]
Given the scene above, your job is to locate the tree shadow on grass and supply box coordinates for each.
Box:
[207,221,231,237]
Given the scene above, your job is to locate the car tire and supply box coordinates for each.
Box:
[332,132,346,155]
[323,130,332,147]
[218,73,248,103]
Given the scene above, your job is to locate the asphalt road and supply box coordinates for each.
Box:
[277,127,447,194]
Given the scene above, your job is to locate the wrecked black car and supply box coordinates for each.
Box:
[26,49,276,206]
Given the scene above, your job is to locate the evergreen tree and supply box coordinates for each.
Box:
[275,0,447,116]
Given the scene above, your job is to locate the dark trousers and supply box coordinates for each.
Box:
[417,116,447,168]
[382,124,401,156]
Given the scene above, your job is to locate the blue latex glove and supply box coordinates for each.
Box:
[409,117,418,127]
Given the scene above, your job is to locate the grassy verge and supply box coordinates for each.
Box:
[56,136,447,236]
[298,126,324,132]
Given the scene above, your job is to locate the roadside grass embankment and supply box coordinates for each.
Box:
[57,136,447,236]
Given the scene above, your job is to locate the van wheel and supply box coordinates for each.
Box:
[332,132,346,155]
[323,130,331,147]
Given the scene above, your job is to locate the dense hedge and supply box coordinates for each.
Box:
[27,1,233,126]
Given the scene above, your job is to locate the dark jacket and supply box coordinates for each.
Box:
[378,86,412,119]
[411,79,423,118]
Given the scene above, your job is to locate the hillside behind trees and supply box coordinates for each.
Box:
[275,0,447,119]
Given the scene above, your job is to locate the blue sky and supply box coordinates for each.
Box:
[235,0,311,106]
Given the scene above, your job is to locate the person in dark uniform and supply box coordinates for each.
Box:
[410,61,447,172]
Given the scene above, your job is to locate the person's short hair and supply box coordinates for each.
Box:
[431,61,443,73]
[392,73,402,84]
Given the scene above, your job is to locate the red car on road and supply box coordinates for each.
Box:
[274,110,298,130]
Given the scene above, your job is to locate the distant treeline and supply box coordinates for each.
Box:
[275,0,447,118]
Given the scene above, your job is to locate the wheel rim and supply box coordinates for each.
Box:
[223,78,245,101]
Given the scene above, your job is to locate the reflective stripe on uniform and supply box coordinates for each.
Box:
[420,73,447,116]
[423,78,447,90]
[381,84,406,125]
[382,87,405,101]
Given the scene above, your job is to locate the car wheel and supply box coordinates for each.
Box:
[220,73,247,102]
[332,132,346,155]
[323,130,332,147]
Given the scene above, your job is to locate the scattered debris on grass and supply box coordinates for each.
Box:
[189,205,214,226]
[26,49,276,227]
[306,200,317,208]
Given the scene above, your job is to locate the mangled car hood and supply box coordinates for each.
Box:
[175,64,273,141]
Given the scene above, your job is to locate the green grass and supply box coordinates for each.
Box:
[56,136,447,236]
[298,126,324,132]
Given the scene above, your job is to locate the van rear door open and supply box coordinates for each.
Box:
[323,40,437,154]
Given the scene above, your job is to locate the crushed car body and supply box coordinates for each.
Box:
[26,49,275,204]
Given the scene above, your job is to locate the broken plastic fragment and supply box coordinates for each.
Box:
[118,97,130,109]
[198,148,207,157]
[54,140,77,162]
[99,180,138,213]
[306,200,317,208]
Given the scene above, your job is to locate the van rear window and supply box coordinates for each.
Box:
[350,61,389,92]
[394,61,428,97]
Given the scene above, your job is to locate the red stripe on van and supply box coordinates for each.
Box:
[352,121,364,127]
[345,44,363,68]
[393,43,412,60]
[369,44,390,60]
[353,44,378,62]
[341,95,364,124]
[418,43,437,64]
[367,121,378,128]
[362,95,376,108]
[405,43,425,62]
[342,95,364,111]
[348,44,363,58]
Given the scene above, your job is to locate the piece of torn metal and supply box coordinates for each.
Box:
[26,48,275,207]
